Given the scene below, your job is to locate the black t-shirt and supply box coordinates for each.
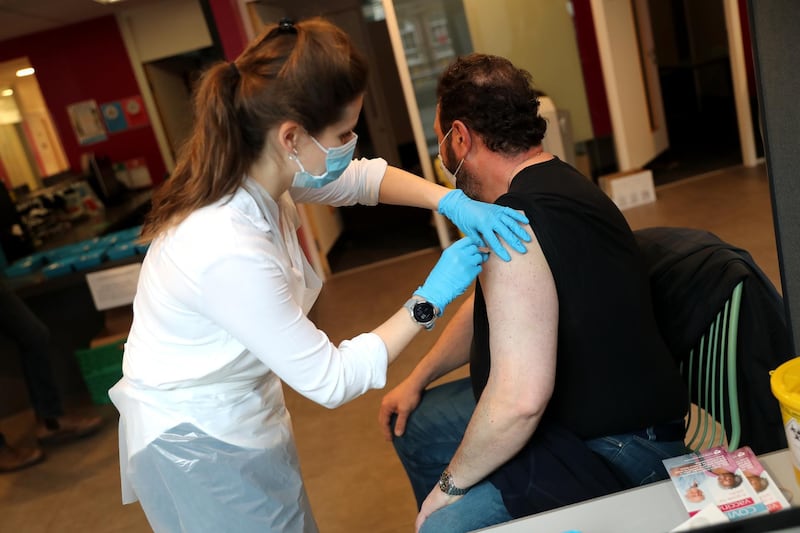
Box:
[470,158,688,438]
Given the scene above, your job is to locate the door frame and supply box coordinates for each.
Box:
[723,0,759,167]
[591,0,760,171]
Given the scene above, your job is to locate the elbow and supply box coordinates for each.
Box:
[307,373,373,410]
[513,399,547,423]
[319,393,348,410]
[311,384,352,409]
[507,389,551,423]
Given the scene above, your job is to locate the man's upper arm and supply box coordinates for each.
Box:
[481,223,558,415]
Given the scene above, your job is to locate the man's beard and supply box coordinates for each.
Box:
[445,142,482,200]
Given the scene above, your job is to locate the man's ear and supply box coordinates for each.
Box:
[450,119,473,159]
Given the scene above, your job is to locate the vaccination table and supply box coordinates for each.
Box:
[478,449,797,533]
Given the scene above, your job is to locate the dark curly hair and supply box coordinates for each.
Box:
[437,53,547,156]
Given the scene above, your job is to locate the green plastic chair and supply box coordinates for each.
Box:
[681,280,744,452]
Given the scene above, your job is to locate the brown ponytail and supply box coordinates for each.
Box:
[140,17,368,242]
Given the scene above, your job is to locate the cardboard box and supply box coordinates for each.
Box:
[89,330,128,349]
[89,305,132,348]
[598,169,656,210]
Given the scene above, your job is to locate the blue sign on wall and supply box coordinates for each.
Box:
[100,101,128,133]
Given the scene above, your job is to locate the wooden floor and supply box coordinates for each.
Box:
[0,162,782,532]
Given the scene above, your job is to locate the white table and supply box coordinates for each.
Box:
[477,449,797,533]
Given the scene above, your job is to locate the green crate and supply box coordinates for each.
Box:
[74,339,125,405]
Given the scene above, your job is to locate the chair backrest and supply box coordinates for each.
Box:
[681,280,744,452]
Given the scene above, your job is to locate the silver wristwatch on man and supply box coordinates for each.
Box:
[438,469,468,496]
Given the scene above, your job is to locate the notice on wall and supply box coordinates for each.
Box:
[100,95,149,134]
[85,263,141,311]
[66,99,107,145]
[121,96,149,128]
[101,101,128,133]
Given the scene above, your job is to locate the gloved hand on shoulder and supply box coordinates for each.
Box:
[438,189,531,262]
[414,236,489,314]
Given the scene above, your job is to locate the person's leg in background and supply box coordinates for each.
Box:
[0,280,64,421]
[0,279,102,473]
[0,431,44,472]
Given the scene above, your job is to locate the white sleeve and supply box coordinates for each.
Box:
[197,248,388,408]
[290,157,387,207]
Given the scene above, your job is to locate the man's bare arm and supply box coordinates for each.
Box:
[443,225,558,489]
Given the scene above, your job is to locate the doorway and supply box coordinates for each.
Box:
[247,1,446,276]
[326,100,441,274]
[327,0,471,274]
[0,58,70,194]
[644,0,743,185]
[143,47,222,159]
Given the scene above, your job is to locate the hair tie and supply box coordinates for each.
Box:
[278,17,297,34]
[229,61,240,81]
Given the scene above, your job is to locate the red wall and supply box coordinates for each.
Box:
[0,16,167,184]
[571,0,613,139]
[209,0,250,61]
[738,0,756,98]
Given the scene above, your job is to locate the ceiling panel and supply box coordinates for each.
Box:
[0,10,68,42]
[0,0,152,44]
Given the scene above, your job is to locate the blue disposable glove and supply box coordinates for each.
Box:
[414,236,489,314]
[438,189,531,262]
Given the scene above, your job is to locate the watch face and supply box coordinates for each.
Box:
[413,302,436,323]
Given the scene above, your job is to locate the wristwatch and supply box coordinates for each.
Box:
[438,469,468,496]
[404,297,440,330]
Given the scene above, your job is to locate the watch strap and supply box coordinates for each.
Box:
[438,469,468,496]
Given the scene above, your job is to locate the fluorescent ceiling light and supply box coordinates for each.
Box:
[1,89,13,97]
[93,0,126,4]
[15,67,35,77]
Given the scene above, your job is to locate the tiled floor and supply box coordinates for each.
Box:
[0,162,781,532]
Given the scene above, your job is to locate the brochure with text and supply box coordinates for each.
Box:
[663,446,769,520]
[728,446,791,513]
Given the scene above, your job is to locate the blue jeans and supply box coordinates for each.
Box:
[392,378,688,529]
[392,379,512,532]
[584,430,689,488]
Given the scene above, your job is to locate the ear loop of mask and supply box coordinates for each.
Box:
[438,127,464,187]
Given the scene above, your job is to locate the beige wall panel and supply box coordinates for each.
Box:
[121,0,213,63]
[463,0,593,142]
[0,123,37,190]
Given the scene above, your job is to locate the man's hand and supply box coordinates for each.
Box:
[378,378,423,441]
[415,486,463,532]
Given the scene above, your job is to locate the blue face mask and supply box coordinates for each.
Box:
[291,132,358,188]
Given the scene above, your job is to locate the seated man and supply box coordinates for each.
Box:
[379,53,689,532]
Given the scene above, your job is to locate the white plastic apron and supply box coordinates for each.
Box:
[110,182,322,505]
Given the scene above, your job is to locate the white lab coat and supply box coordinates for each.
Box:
[109,158,390,524]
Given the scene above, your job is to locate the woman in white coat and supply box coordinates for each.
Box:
[109,17,529,533]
